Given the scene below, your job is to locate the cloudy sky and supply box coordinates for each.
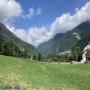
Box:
[0,0,90,46]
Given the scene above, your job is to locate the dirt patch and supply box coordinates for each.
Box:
[56,85,76,90]
[0,72,35,90]
[0,73,77,90]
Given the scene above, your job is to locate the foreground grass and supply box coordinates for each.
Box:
[0,55,90,90]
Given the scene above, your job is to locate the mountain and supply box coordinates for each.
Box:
[37,33,64,56]
[37,22,90,56]
[74,31,90,50]
[0,23,39,57]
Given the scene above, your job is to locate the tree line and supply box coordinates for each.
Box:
[42,47,83,63]
[0,41,82,62]
[0,40,42,61]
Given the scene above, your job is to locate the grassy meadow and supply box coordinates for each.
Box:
[0,55,90,90]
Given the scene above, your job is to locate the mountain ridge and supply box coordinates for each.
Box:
[0,23,39,57]
[37,21,90,56]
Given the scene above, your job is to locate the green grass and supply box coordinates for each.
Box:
[0,55,90,90]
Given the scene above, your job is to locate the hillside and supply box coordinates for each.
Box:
[37,33,64,56]
[0,23,39,57]
[37,22,90,56]
[74,31,90,50]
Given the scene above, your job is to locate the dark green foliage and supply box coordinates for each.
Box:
[72,47,82,62]
[0,41,21,56]
[32,55,37,60]
[37,53,42,61]
[44,54,71,62]
[0,23,39,57]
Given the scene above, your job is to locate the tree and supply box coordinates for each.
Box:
[32,55,37,60]
[0,41,21,57]
[37,53,42,61]
[73,47,82,62]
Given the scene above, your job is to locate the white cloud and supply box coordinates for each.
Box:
[28,8,35,18]
[51,2,90,35]
[7,25,51,46]
[0,0,42,23]
[0,0,43,46]
[36,8,42,15]
[0,0,22,24]
[23,7,42,19]
[2,1,90,46]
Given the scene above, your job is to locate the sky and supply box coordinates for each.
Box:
[0,0,90,46]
